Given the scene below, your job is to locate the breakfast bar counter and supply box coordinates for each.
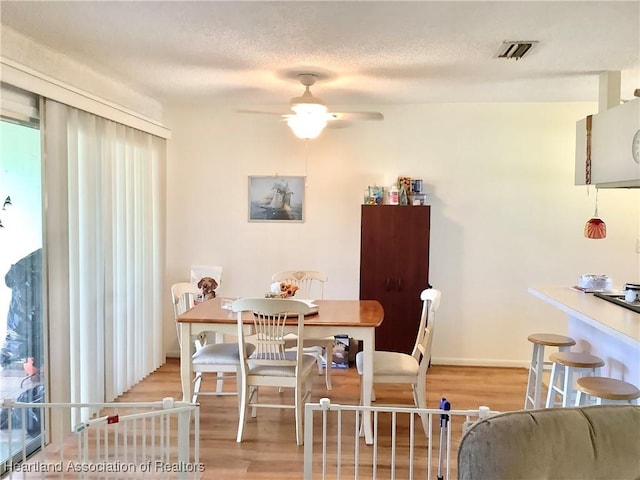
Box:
[529,285,640,386]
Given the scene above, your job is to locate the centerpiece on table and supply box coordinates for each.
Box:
[265,281,299,298]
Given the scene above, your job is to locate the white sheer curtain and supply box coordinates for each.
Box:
[44,99,165,405]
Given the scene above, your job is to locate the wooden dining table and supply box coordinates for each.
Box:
[177,296,384,444]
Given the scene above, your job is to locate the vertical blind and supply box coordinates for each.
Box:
[44,99,166,405]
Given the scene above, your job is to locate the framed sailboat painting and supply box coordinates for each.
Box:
[248,175,305,222]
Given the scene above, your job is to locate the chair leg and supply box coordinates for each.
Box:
[526,344,553,410]
[358,374,365,437]
[192,373,203,403]
[236,366,243,415]
[315,346,323,375]
[561,365,572,407]
[545,362,559,408]
[216,372,225,393]
[236,383,249,443]
[316,343,333,390]
[306,376,313,396]
[326,343,333,390]
[295,381,303,446]
[324,367,332,390]
[414,382,429,438]
[250,386,258,418]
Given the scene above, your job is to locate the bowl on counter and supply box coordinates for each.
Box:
[578,274,612,292]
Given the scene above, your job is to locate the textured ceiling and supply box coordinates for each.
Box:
[1,1,639,108]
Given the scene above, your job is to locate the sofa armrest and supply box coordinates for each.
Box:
[458,405,640,480]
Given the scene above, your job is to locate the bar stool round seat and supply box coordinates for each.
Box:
[575,377,640,405]
[527,333,576,348]
[546,351,605,408]
[524,333,576,410]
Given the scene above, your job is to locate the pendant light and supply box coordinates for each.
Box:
[584,187,606,239]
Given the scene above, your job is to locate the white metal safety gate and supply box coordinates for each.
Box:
[0,397,200,479]
[303,398,497,480]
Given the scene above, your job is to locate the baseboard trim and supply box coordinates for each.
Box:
[432,357,528,368]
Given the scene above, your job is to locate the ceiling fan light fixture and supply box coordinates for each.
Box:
[239,71,382,138]
[287,112,327,139]
[290,102,327,115]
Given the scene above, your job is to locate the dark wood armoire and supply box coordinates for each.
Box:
[359,205,431,353]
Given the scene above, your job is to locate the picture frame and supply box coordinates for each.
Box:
[248,175,305,222]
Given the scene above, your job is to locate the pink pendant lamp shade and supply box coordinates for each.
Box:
[584,217,606,239]
[584,189,606,239]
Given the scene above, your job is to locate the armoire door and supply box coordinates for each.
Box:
[360,205,431,353]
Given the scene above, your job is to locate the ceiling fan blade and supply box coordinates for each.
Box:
[328,112,384,121]
[236,109,285,116]
[326,121,352,130]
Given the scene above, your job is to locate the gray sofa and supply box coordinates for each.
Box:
[458,405,640,480]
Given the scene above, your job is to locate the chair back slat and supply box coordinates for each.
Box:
[252,311,289,363]
[412,290,441,375]
[176,292,195,316]
[232,298,311,366]
[171,282,199,318]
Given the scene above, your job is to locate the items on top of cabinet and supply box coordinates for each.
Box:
[399,186,409,205]
[404,176,427,205]
[364,185,383,205]
[363,176,428,206]
[409,193,426,205]
[385,186,400,205]
[397,176,412,195]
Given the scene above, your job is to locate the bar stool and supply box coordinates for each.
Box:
[545,351,604,408]
[524,333,576,409]
[575,377,640,405]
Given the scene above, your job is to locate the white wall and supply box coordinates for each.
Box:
[5,21,636,374]
[1,26,162,122]
[164,103,639,365]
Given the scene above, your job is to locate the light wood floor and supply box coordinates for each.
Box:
[114,359,528,479]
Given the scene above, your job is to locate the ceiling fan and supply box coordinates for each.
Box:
[241,73,384,139]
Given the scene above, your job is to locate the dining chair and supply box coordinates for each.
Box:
[271,270,333,390]
[231,297,316,445]
[171,282,200,344]
[171,282,253,403]
[355,288,441,435]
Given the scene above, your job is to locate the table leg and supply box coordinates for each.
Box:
[361,329,374,445]
[180,322,192,402]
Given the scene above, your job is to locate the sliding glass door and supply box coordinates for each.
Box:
[0,82,166,472]
[0,86,43,473]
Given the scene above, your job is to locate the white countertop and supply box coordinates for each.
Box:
[528,285,640,346]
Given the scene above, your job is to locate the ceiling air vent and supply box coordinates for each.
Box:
[497,41,538,60]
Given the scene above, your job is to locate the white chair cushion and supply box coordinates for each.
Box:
[355,350,419,376]
[248,352,317,376]
[192,342,255,366]
[283,333,299,350]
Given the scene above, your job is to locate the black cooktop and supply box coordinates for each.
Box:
[593,292,640,314]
